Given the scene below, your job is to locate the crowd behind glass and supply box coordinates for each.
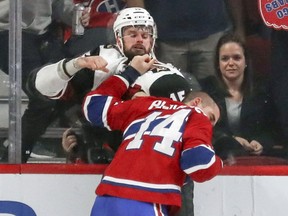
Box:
[1,0,288,165]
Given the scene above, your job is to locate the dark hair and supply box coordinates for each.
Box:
[214,32,254,97]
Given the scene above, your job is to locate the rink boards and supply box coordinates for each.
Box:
[0,162,288,216]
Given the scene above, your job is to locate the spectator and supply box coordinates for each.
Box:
[199,33,277,161]
[0,0,90,162]
[28,7,198,162]
[83,54,223,216]
[126,0,245,80]
[64,0,126,57]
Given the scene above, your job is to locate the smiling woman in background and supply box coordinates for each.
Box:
[200,33,277,161]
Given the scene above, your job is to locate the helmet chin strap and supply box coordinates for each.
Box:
[115,34,125,57]
[150,40,156,59]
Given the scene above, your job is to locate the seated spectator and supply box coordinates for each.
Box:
[199,33,277,161]
[64,0,126,57]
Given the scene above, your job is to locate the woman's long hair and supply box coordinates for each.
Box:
[214,32,254,97]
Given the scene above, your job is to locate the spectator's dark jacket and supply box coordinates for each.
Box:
[199,76,277,157]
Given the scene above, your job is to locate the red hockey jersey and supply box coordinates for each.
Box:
[83,67,222,207]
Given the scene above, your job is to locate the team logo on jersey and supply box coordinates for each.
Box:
[258,0,288,30]
[95,0,126,13]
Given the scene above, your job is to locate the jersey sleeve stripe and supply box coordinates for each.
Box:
[184,155,216,174]
[83,94,112,131]
[181,144,216,174]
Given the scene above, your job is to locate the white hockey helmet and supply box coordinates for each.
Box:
[113,7,157,56]
[113,7,157,38]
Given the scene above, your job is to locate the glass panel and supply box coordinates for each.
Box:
[2,1,287,166]
[0,0,22,163]
[0,0,10,163]
[0,72,9,162]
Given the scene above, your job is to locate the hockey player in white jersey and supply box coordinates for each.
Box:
[29,7,199,101]
[27,7,200,216]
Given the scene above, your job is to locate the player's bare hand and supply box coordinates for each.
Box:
[75,56,109,72]
[62,128,78,153]
[130,54,155,74]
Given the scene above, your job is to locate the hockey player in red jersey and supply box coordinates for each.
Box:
[28,8,204,215]
[83,54,223,216]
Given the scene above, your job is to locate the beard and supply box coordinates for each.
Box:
[123,44,150,61]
